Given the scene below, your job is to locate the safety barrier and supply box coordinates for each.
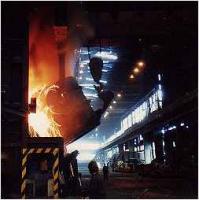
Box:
[21,147,60,199]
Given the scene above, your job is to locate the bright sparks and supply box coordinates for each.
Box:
[28,85,61,137]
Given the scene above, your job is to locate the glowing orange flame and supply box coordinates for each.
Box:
[28,7,61,137]
[28,85,61,137]
[28,7,96,141]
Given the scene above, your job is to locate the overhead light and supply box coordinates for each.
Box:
[86,77,93,81]
[109,106,113,109]
[103,60,110,64]
[161,129,165,134]
[79,70,84,74]
[84,93,98,98]
[99,80,107,84]
[81,60,89,64]
[79,49,88,55]
[113,100,117,104]
[173,141,176,148]
[104,64,113,68]
[84,86,95,90]
[133,67,140,74]
[102,69,109,72]
[117,93,122,98]
[137,61,144,67]
[140,134,143,141]
[158,74,161,81]
[168,125,176,131]
[104,111,109,118]
[80,63,84,68]
[180,122,185,127]
[95,51,118,60]
[130,74,135,79]
[79,83,93,87]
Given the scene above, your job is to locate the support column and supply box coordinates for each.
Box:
[144,132,153,164]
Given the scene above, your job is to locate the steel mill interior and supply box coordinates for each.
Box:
[1,1,198,199]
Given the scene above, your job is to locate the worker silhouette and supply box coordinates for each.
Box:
[103,163,109,182]
[88,160,106,199]
[62,150,81,197]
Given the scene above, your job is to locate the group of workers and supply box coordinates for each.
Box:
[60,150,110,198]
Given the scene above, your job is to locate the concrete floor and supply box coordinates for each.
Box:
[81,171,197,199]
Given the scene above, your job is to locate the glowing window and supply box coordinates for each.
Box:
[106,86,164,145]
[128,114,132,127]
[173,141,176,148]
[158,74,161,81]
[152,142,156,159]
[140,145,144,151]
[131,112,134,125]
[124,118,128,130]
[157,89,163,101]
[162,140,166,155]
[140,134,143,141]
[149,92,159,112]
[134,139,137,145]
[107,150,112,159]
[121,121,124,132]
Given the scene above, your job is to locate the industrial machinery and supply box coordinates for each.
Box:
[2,4,113,198]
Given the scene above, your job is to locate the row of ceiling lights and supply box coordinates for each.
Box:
[104,91,122,119]
[104,61,145,119]
[129,61,145,79]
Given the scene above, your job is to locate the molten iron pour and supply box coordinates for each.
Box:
[29,57,114,143]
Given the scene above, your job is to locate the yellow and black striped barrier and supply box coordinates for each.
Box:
[21,147,60,199]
